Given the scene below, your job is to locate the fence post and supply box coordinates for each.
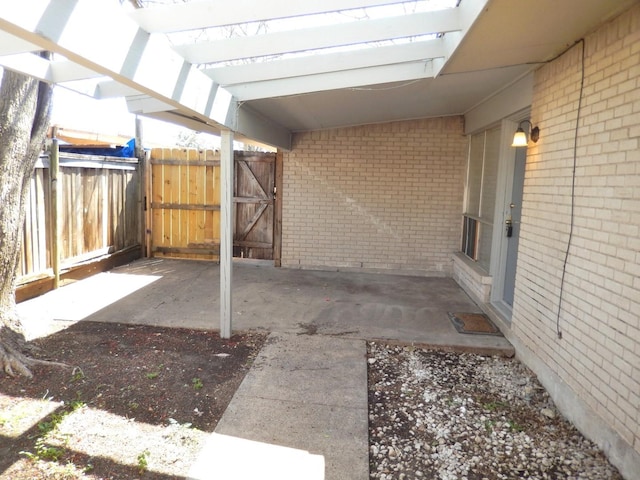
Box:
[50,133,60,289]
[135,116,147,258]
[273,150,283,267]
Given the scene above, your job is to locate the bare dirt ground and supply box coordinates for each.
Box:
[1,323,625,480]
[0,321,266,479]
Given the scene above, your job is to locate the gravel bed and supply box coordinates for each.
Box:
[367,343,623,480]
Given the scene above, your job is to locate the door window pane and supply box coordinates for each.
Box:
[462,217,478,260]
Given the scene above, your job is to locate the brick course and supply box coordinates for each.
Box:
[513,4,640,461]
[282,117,467,275]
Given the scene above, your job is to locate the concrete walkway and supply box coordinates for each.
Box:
[188,333,367,479]
[17,258,513,479]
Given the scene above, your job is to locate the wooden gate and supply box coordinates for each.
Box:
[148,149,276,261]
[234,152,276,260]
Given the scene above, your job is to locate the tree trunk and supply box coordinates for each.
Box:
[0,65,53,377]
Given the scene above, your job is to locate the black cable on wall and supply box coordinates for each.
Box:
[555,38,585,340]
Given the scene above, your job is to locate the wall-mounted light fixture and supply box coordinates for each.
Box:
[511,120,540,147]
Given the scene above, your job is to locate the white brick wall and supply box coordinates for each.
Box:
[513,4,640,468]
[282,117,467,275]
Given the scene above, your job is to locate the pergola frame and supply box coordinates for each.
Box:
[0,0,489,337]
[0,0,488,149]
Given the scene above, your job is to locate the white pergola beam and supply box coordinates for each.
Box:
[0,52,50,82]
[0,0,291,150]
[0,53,108,85]
[234,104,292,149]
[130,0,415,33]
[126,95,176,114]
[56,77,108,98]
[227,61,436,101]
[204,39,445,85]
[131,106,282,149]
[434,0,490,76]
[94,80,142,99]
[50,60,101,83]
[175,9,459,64]
[0,30,40,55]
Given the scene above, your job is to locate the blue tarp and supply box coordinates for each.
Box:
[59,138,136,158]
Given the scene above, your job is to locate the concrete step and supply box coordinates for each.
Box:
[187,433,325,480]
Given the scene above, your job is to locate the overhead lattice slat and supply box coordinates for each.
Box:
[203,39,445,86]
[128,0,415,33]
[174,9,459,64]
[226,61,439,101]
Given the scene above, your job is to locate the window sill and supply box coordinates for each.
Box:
[452,252,492,304]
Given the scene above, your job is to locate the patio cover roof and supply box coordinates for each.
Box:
[0,0,633,150]
[1,0,636,337]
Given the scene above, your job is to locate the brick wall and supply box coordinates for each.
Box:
[513,4,640,468]
[281,117,467,275]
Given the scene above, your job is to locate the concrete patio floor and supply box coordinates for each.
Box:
[17,258,514,479]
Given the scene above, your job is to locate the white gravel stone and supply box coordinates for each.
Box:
[367,343,622,480]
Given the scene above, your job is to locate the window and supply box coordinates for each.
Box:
[461,216,478,259]
[462,126,500,272]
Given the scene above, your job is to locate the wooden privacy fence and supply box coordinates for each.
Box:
[18,151,141,287]
[148,148,280,262]
[148,148,221,260]
[17,145,279,299]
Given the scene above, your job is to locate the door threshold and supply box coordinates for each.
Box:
[485,300,513,330]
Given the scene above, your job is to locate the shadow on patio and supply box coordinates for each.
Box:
[17,258,514,479]
[18,258,513,354]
